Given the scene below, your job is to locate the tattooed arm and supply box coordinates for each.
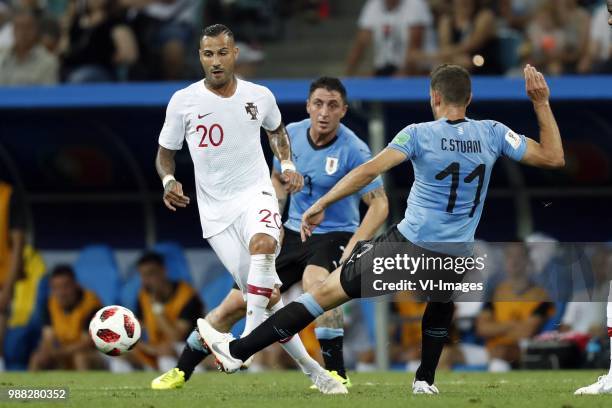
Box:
[340,187,389,263]
[266,124,303,193]
[270,169,288,214]
[156,146,190,211]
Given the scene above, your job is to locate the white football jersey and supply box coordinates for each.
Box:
[159,78,282,238]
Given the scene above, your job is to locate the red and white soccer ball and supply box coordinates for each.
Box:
[89,305,141,356]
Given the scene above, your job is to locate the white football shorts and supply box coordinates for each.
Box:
[206,188,282,294]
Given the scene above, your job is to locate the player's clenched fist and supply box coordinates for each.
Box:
[524,64,550,106]
[281,169,304,194]
[163,179,190,211]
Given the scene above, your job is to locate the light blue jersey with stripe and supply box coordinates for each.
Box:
[274,119,383,234]
[388,117,527,254]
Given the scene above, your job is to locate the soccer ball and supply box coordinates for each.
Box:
[89,305,141,356]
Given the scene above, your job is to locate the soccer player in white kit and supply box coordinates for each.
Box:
[153,24,346,394]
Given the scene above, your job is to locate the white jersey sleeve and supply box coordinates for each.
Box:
[158,91,186,150]
[261,87,282,131]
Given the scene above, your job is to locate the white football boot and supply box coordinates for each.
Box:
[308,367,349,394]
[197,318,243,374]
[412,380,440,394]
[574,375,612,395]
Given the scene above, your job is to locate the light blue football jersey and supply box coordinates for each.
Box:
[388,117,527,255]
[274,119,383,234]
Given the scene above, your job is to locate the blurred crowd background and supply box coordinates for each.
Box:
[0,0,611,85]
[0,0,611,376]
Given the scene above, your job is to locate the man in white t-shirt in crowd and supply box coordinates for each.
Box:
[345,0,433,76]
[153,24,347,394]
[578,1,612,74]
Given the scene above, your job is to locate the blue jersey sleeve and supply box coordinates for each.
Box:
[349,142,384,196]
[387,124,418,160]
[492,121,527,161]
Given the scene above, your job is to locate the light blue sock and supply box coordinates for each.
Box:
[186,330,209,354]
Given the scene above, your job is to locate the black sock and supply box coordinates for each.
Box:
[176,344,209,381]
[229,301,317,361]
[318,336,346,378]
[415,301,454,385]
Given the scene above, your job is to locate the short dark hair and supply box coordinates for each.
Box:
[51,264,75,280]
[202,24,234,40]
[309,77,348,104]
[137,252,165,268]
[430,64,471,105]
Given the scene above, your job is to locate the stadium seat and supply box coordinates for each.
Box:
[359,299,378,346]
[153,242,193,283]
[74,245,121,306]
[199,273,235,312]
[119,270,141,312]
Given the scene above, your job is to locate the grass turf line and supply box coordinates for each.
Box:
[0,370,611,408]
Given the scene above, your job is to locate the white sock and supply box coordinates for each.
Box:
[108,356,133,373]
[609,337,612,377]
[266,299,321,375]
[608,282,612,376]
[488,358,511,372]
[158,356,178,373]
[242,254,276,337]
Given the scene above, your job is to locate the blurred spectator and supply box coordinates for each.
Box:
[389,291,426,370]
[476,243,554,371]
[60,0,138,82]
[0,178,26,372]
[430,0,503,75]
[0,8,58,85]
[345,0,433,77]
[128,252,203,372]
[500,0,546,31]
[524,0,590,75]
[0,1,13,49]
[123,0,198,80]
[234,41,264,79]
[578,1,612,73]
[39,15,61,54]
[29,265,103,370]
[203,0,281,41]
[560,244,612,336]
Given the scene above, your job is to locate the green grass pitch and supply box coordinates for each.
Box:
[1,370,611,407]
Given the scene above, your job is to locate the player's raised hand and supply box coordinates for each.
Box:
[281,169,304,194]
[300,201,325,242]
[163,179,190,211]
[524,64,550,106]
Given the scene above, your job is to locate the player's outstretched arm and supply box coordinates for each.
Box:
[266,123,304,193]
[156,145,190,211]
[301,148,405,240]
[341,187,389,263]
[520,64,565,169]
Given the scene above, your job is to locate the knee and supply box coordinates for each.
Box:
[302,266,329,292]
[249,234,277,254]
[268,287,281,307]
[207,301,246,330]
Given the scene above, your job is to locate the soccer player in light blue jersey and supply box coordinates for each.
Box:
[156,77,388,390]
[199,64,565,395]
